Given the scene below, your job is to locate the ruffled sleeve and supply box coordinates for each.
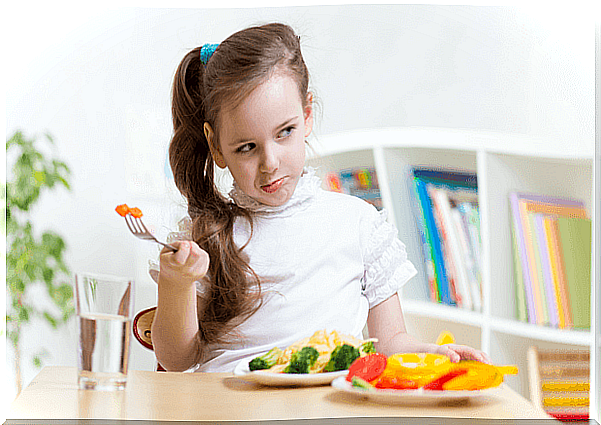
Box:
[361,207,418,308]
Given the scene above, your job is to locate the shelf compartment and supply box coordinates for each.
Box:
[480,152,593,323]
[383,146,478,305]
[306,148,376,188]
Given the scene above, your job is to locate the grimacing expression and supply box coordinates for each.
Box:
[207,72,313,207]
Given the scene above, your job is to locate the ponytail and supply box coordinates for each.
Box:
[169,48,262,345]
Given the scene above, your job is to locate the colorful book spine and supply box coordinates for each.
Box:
[511,219,528,322]
[409,176,439,303]
[414,178,454,306]
[542,216,566,329]
[556,217,592,330]
[452,206,481,312]
[520,199,548,325]
[463,203,483,305]
[533,214,559,328]
[547,217,573,328]
[509,193,537,324]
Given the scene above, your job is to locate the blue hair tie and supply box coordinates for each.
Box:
[200,43,219,65]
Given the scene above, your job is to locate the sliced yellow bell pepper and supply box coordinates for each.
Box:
[495,365,519,375]
[383,353,453,387]
[373,354,519,391]
[442,361,501,390]
[436,331,456,345]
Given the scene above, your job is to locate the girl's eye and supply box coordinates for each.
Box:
[277,126,295,139]
[236,143,255,153]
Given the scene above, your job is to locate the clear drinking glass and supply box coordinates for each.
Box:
[75,272,134,390]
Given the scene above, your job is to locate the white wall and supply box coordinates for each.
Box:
[4,4,596,402]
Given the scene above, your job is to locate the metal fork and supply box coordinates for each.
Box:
[124,214,178,252]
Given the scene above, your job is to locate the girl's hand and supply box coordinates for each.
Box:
[158,240,210,290]
[433,343,493,364]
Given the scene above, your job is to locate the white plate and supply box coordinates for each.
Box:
[233,358,348,386]
[331,376,503,404]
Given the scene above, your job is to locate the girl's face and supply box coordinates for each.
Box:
[210,72,313,207]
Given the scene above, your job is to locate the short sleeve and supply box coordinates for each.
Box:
[147,216,209,295]
[361,207,418,308]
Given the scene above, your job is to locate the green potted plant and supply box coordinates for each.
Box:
[6,130,75,394]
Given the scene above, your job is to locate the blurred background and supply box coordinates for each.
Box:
[4,2,596,403]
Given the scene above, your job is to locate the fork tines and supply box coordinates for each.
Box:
[125,214,153,240]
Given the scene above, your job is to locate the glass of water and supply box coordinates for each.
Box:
[75,272,134,390]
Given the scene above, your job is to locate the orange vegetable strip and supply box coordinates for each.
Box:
[115,204,130,217]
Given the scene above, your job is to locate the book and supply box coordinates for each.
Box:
[462,202,483,307]
[511,219,528,322]
[547,217,573,328]
[519,199,548,325]
[532,214,559,328]
[542,216,568,329]
[452,206,482,312]
[409,176,439,303]
[509,192,588,328]
[416,180,454,306]
[509,193,538,324]
[556,217,592,330]
[429,185,472,309]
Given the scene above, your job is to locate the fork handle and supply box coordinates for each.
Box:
[158,241,178,252]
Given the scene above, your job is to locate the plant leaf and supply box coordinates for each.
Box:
[43,312,59,329]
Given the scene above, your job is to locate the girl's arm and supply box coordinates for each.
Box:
[366,293,492,364]
[151,241,210,372]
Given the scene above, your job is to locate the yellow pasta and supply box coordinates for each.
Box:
[268,329,377,374]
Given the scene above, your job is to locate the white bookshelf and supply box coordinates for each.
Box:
[307,127,597,402]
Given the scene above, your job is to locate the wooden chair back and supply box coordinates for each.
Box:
[133,306,165,371]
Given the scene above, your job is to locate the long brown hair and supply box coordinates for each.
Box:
[169,23,311,345]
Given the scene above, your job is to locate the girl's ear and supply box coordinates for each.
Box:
[303,92,314,138]
[204,122,227,169]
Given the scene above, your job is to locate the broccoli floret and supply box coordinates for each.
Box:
[359,341,375,356]
[283,346,320,374]
[249,346,283,371]
[323,344,360,372]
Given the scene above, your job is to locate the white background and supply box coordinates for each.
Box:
[3,0,597,412]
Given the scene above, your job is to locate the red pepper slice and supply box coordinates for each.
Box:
[422,369,469,390]
[374,375,419,390]
[346,353,387,383]
[115,204,130,217]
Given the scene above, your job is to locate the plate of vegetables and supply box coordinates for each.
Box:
[233,330,377,386]
[331,352,518,403]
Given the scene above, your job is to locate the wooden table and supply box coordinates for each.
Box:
[7,366,556,424]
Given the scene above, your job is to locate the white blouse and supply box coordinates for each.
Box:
[149,167,417,373]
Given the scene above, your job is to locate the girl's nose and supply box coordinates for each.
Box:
[259,143,279,173]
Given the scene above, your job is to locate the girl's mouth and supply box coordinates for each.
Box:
[261,178,284,194]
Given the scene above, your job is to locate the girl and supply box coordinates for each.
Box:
[151,22,491,373]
